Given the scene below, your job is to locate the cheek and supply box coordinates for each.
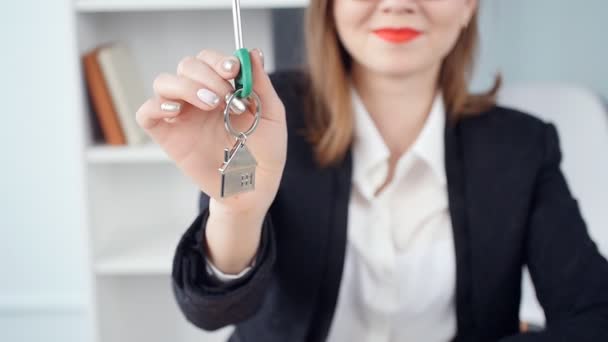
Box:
[426,6,468,57]
[432,25,463,59]
[333,1,372,49]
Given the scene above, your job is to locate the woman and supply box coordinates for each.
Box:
[135,0,608,341]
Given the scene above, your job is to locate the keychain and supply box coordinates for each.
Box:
[219,0,263,198]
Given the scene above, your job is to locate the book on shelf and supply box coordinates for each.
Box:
[82,42,150,147]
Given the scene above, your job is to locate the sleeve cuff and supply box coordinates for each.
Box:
[205,254,256,282]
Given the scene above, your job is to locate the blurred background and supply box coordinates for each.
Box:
[1,0,606,341]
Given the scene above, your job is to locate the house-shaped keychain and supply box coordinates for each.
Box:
[219,140,257,198]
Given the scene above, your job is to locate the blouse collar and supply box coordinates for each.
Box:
[351,86,447,199]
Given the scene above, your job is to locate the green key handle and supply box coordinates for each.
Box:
[234,48,253,99]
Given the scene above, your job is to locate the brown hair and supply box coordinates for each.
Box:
[302,0,502,167]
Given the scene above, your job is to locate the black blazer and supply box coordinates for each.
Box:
[171,71,608,342]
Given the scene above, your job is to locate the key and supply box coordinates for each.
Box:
[218,3,262,198]
[232,0,252,98]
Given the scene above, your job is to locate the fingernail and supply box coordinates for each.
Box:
[160,101,181,112]
[224,93,248,115]
[230,98,247,114]
[252,48,264,68]
[222,58,237,73]
[164,117,177,123]
[197,88,220,107]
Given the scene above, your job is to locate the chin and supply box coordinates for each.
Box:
[363,57,424,78]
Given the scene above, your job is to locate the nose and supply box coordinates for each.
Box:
[379,0,417,15]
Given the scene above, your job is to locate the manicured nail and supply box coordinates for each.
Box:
[252,48,264,68]
[222,58,237,72]
[160,101,181,112]
[230,98,247,115]
[197,88,220,107]
[224,93,248,115]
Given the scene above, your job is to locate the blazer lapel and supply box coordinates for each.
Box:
[309,148,353,341]
[445,119,476,341]
[271,142,343,339]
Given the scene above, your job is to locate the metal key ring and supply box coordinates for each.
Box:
[224,88,262,139]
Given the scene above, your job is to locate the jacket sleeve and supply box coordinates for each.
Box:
[171,192,277,331]
[499,123,608,341]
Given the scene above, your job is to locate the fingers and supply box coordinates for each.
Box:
[136,97,183,130]
[196,49,248,115]
[195,48,282,120]
[196,49,241,81]
[139,48,281,132]
[153,72,223,112]
[177,55,235,101]
[153,50,243,113]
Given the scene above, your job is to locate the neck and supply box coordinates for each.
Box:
[352,63,440,157]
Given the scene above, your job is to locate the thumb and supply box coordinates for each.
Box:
[248,48,284,123]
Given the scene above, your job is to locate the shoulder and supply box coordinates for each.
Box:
[460,105,550,138]
[458,105,556,151]
[456,105,561,173]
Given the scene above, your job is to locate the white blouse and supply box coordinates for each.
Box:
[206,88,457,342]
[325,89,457,342]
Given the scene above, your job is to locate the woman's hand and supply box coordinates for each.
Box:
[136,48,287,218]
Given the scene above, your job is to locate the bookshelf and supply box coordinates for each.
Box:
[86,143,169,164]
[76,0,307,12]
[74,1,306,341]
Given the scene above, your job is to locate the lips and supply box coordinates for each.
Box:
[373,28,421,43]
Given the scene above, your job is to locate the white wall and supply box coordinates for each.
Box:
[0,0,92,341]
[473,0,608,101]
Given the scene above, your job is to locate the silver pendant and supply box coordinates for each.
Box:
[219,138,257,197]
[219,89,262,198]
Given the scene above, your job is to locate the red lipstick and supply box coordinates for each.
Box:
[373,28,421,43]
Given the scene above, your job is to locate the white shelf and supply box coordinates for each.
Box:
[75,3,286,340]
[86,143,171,164]
[0,294,86,313]
[76,0,307,12]
[95,226,181,275]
